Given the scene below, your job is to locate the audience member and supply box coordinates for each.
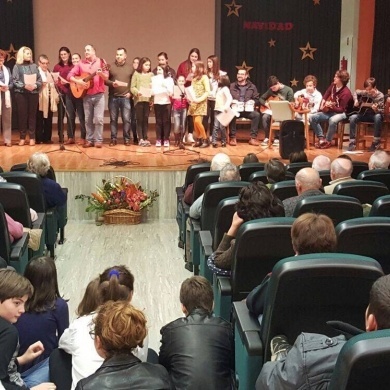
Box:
[283,168,323,217]
[189,162,240,219]
[289,151,308,163]
[256,274,390,389]
[0,256,7,269]
[5,212,23,243]
[59,265,148,390]
[75,277,100,317]
[324,157,355,194]
[264,158,286,187]
[369,150,390,170]
[75,301,171,390]
[208,182,284,275]
[27,152,67,208]
[15,257,69,375]
[311,155,331,171]
[243,153,259,164]
[159,276,233,389]
[0,269,55,389]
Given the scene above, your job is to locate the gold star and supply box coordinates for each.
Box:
[268,39,276,47]
[4,43,17,62]
[235,61,253,76]
[299,42,317,60]
[313,0,320,4]
[290,78,299,87]
[225,0,242,17]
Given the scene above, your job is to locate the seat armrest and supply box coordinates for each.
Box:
[10,233,29,261]
[181,199,190,214]
[32,212,45,230]
[190,218,201,232]
[199,230,212,249]
[218,276,232,296]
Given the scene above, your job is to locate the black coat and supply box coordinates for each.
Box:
[75,353,172,390]
[159,309,234,390]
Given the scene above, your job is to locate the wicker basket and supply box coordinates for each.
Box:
[103,209,142,225]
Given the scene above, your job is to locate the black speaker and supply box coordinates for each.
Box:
[279,120,305,159]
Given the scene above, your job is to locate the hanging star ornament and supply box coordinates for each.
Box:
[5,43,17,62]
[268,39,276,47]
[225,0,242,17]
[313,0,320,5]
[290,78,299,87]
[235,61,253,76]
[299,42,317,60]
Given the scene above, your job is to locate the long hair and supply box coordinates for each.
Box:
[136,57,151,74]
[58,46,72,66]
[193,61,206,81]
[185,48,201,74]
[76,277,100,317]
[207,55,220,80]
[16,46,33,65]
[24,257,61,312]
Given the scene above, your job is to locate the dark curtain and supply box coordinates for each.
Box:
[220,0,341,96]
[0,0,34,129]
[371,0,390,95]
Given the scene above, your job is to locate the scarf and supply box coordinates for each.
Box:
[38,67,59,118]
[0,66,11,115]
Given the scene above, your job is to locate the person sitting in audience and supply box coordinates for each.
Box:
[75,277,100,317]
[208,182,284,275]
[243,153,259,164]
[27,152,66,208]
[189,162,240,220]
[59,265,148,390]
[324,157,355,194]
[159,276,233,389]
[256,273,390,390]
[289,151,308,163]
[264,158,286,187]
[75,301,171,390]
[369,150,390,170]
[15,257,69,375]
[5,212,23,243]
[246,213,337,318]
[0,256,7,269]
[311,155,331,171]
[283,168,323,217]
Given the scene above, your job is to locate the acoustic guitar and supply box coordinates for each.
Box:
[260,95,281,113]
[347,96,375,117]
[70,63,110,99]
[320,95,339,113]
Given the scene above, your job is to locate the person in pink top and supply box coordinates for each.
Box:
[68,44,109,148]
[5,213,23,243]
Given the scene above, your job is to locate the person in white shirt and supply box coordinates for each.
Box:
[293,74,322,120]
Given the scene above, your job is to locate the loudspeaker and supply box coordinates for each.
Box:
[279,120,305,159]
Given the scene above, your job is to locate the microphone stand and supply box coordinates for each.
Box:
[173,78,188,151]
[47,69,81,154]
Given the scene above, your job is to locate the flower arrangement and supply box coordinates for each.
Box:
[75,176,159,213]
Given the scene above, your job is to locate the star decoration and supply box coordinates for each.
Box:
[5,43,17,62]
[313,0,320,5]
[225,0,242,17]
[290,78,299,87]
[268,39,276,47]
[299,42,317,60]
[235,61,253,76]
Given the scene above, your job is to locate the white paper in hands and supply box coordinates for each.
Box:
[46,72,59,83]
[185,86,196,102]
[115,80,128,87]
[216,108,236,127]
[139,86,152,98]
[24,73,37,85]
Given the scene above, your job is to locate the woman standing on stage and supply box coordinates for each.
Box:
[13,46,42,146]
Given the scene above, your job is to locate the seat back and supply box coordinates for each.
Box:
[318,170,332,186]
[370,195,390,216]
[213,197,238,251]
[183,162,211,189]
[336,217,390,274]
[1,172,46,212]
[191,171,220,203]
[293,195,363,225]
[200,181,249,232]
[238,162,265,181]
[11,163,57,182]
[286,161,312,175]
[0,183,32,227]
[231,218,295,301]
[249,171,294,185]
[351,161,369,179]
[261,254,384,362]
[328,329,390,390]
[333,180,389,204]
[270,180,298,201]
[357,169,390,189]
[269,101,294,122]
[0,203,12,262]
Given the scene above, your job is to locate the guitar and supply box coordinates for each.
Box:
[70,63,110,99]
[320,96,339,112]
[260,95,282,113]
[347,95,375,117]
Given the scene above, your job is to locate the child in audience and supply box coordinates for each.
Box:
[212,75,232,148]
[15,257,69,374]
[59,265,148,390]
[0,269,56,389]
[264,158,286,187]
[243,153,259,163]
[76,277,100,317]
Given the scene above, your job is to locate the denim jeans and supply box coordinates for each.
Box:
[173,108,187,135]
[349,112,382,139]
[212,111,227,143]
[83,93,105,143]
[108,96,131,141]
[310,111,347,141]
[21,357,50,388]
[229,110,260,138]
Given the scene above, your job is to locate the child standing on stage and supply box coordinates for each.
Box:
[172,75,188,146]
[131,57,153,147]
[188,61,210,148]
[212,75,232,148]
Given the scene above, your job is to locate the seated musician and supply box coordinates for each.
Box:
[293,75,322,120]
[259,76,294,146]
[309,70,353,149]
[229,69,261,146]
[347,77,384,152]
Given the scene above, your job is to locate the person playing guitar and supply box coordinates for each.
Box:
[68,44,109,148]
[347,77,384,152]
[309,70,353,149]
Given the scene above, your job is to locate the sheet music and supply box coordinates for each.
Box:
[139,86,152,98]
[216,108,236,127]
[24,73,37,85]
[185,86,196,102]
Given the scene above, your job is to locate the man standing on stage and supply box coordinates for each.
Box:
[68,44,108,148]
[105,47,133,146]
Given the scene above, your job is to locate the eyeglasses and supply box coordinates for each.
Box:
[89,329,95,339]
